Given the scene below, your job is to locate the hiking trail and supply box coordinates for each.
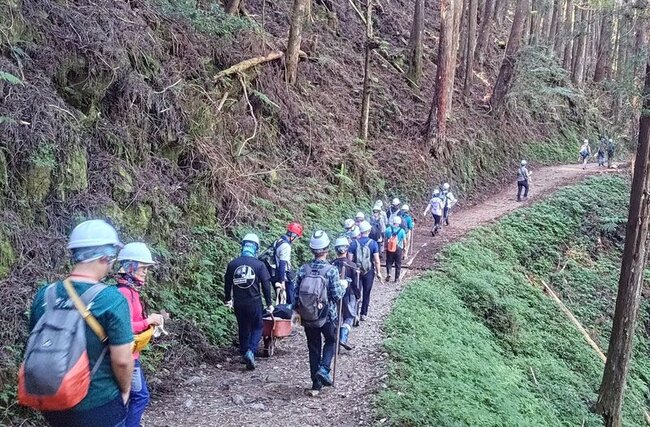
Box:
[145,163,620,427]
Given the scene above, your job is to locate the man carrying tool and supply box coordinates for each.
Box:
[332,237,360,350]
[348,221,382,321]
[224,234,274,371]
[295,231,346,396]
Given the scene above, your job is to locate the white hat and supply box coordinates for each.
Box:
[117,242,156,265]
[68,220,123,249]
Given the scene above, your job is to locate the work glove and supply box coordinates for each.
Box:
[266,305,275,314]
[224,300,233,310]
[339,279,349,290]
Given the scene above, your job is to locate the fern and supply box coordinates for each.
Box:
[0,71,23,85]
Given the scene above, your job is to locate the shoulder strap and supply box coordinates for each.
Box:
[63,279,107,343]
[45,283,57,313]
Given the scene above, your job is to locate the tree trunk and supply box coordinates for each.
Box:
[529,0,540,45]
[226,0,243,14]
[359,0,373,141]
[447,0,464,108]
[464,0,479,96]
[407,0,425,86]
[495,0,508,26]
[490,0,530,110]
[541,0,553,41]
[459,0,470,80]
[285,0,308,84]
[571,7,587,84]
[562,0,574,71]
[595,61,650,427]
[552,0,565,57]
[426,0,458,140]
[475,0,495,63]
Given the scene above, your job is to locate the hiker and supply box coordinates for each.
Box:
[343,218,355,236]
[332,237,360,350]
[579,139,591,169]
[400,204,414,259]
[21,220,134,427]
[224,234,274,370]
[273,222,303,306]
[369,202,386,252]
[607,138,616,168]
[440,183,457,226]
[597,139,607,167]
[516,160,531,202]
[386,198,401,225]
[354,212,365,226]
[384,216,407,283]
[348,225,360,242]
[423,189,444,236]
[115,242,161,427]
[348,221,382,321]
[295,231,346,395]
[375,199,389,228]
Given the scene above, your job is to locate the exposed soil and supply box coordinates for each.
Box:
[145,163,621,427]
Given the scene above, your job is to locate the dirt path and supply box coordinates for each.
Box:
[146,163,619,427]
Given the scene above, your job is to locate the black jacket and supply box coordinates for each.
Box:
[224,255,272,307]
[332,257,361,299]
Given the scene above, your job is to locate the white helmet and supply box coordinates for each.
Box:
[402,204,410,212]
[392,216,402,226]
[117,242,156,265]
[521,160,527,166]
[355,212,365,221]
[309,230,331,250]
[432,189,441,196]
[442,183,450,191]
[609,138,613,142]
[68,220,122,249]
[583,139,588,143]
[343,219,355,229]
[375,200,384,208]
[242,233,260,247]
[373,202,382,212]
[391,198,400,206]
[350,226,360,238]
[359,220,372,233]
[334,237,349,248]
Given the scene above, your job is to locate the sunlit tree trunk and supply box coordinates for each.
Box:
[359,0,374,140]
[285,0,308,84]
[562,0,574,70]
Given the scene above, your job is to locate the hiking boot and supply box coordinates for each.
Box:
[316,367,333,386]
[244,350,256,370]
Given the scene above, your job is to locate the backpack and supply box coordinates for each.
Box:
[580,147,589,157]
[297,264,335,328]
[18,280,107,411]
[369,217,381,241]
[386,228,399,253]
[258,239,280,279]
[355,240,373,274]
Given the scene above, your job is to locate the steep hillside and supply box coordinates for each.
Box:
[0,0,606,420]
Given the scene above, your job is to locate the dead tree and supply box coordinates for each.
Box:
[463,0,478,96]
[475,0,495,63]
[407,0,425,86]
[490,0,530,110]
[359,0,374,141]
[595,61,650,427]
[286,0,308,84]
[425,0,459,141]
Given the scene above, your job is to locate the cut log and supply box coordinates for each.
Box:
[213,51,284,81]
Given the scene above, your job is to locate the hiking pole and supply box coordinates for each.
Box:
[332,298,343,387]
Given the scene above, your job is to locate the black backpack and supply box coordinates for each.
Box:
[258,239,281,279]
[369,218,381,241]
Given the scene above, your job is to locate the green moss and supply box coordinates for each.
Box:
[54,55,112,114]
[25,165,52,203]
[62,145,88,192]
[112,165,134,200]
[124,203,153,237]
[0,231,15,279]
[186,184,217,227]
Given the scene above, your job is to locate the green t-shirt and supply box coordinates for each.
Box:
[29,280,134,411]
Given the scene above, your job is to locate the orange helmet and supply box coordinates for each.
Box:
[287,222,304,237]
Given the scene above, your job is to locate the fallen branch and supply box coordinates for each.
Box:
[236,76,258,157]
[347,0,366,25]
[214,51,284,81]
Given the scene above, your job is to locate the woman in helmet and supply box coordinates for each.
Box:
[224,234,274,371]
[332,237,360,349]
[517,160,531,202]
[116,242,162,427]
[423,189,444,236]
[273,222,304,306]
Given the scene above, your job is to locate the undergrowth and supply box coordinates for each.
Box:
[379,175,649,426]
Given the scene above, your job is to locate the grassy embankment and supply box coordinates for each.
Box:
[379,175,650,426]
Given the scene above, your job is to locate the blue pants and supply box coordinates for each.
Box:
[342,288,357,327]
[234,302,263,355]
[304,321,337,389]
[43,395,127,427]
[125,358,150,427]
[359,270,375,316]
[285,278,296,306]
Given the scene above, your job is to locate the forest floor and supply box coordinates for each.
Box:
[145,162,622,427]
